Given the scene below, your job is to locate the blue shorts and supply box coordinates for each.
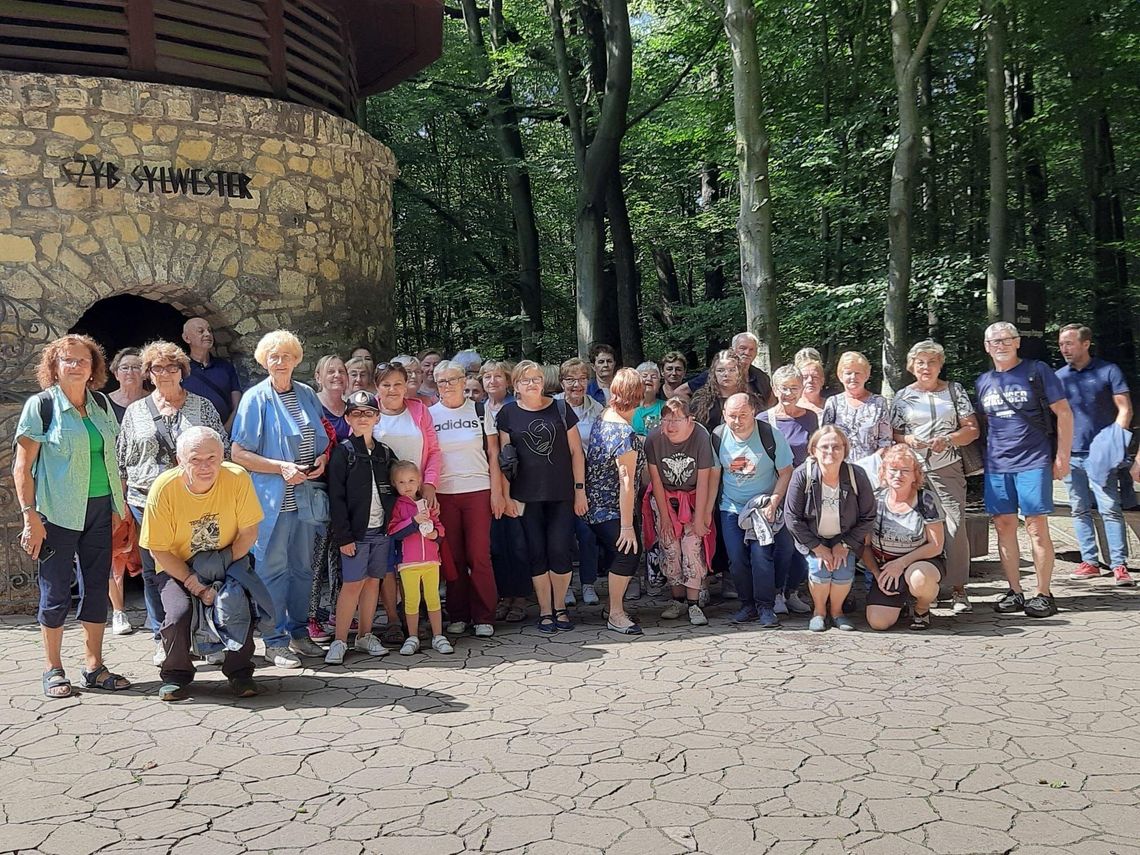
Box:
[807,551,857,586]
[984,466,1054,517]
[340,528,391,583]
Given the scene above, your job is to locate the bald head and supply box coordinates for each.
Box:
[723,393,757,439]
[182,317,213,357]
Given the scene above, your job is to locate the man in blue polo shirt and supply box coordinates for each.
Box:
[1056,323,1135,587]
[182,317,242,430]
[977,322,1073,618]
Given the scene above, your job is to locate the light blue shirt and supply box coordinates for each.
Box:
[230,378,330,561]
[717,424,793,513]
[15,385,125,530]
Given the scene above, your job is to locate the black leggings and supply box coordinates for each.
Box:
[589,518,641,578]
[519,499,574,576]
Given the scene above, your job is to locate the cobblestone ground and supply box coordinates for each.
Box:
[1,541,1138,855]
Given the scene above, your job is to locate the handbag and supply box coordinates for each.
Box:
[294,480,331,525]
[948,382,984,476]
[498,443,519,482]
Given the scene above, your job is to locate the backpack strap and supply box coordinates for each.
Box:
[711,423,725,456]
[37,390,54,433]
[755,417,777,463]
[846,462,858,497]
[144,395,178,467]
[475,400,489,458]
[555,397,570,432]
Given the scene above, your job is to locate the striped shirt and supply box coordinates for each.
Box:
[279,387,316,512]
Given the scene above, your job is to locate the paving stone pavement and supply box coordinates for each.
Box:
[1,547,1139,854]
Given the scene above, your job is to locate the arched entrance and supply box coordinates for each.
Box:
[69,294,189,365]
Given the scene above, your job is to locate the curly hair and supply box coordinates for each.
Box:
[688,350,760,425]
[140,340,191,379]
[36,334,108,390]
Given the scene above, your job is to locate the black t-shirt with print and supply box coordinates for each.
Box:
[496,400,579,503]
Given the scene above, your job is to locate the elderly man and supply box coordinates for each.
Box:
[139,426,265,700]
[676,332,773,405]
[1057,323,1135,587]
[977,322,1073,618]
[182,317,243,430]
[712,392,795,627]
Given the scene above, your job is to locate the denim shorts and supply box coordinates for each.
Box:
[984,465,1053,517]
[807,551,857,586]
[340,528,391,583]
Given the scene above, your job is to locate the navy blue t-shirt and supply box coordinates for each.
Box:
[1055,358,1129,454]
[976,360,1066,473]
[183,357,242,423]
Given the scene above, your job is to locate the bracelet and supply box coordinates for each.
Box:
[20,504,34,514]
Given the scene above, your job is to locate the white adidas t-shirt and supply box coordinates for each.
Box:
[429,400,496,494]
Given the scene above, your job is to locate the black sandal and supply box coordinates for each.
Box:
[909,610,931,631]
[537,614,557,634]
[42,668,73,699]
[80,664,132,691]
[553,609,575,631]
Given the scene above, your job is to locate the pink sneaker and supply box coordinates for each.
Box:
[1069,561,1104,580]
[1113,565,1136,587]
[307,619,332,643]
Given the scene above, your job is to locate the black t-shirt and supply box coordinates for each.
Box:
[496,399,579,503]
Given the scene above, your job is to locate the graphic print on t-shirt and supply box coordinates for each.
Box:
[189,513,221,555]
[521,417,556,461]
[728,454,757,480]
[660,452,696,488]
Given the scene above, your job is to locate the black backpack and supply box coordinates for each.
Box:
[13,389,110,452]
[710,418,778,463]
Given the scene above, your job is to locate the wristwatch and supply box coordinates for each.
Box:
[574,482,585,490]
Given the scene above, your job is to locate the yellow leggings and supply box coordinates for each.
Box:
[399,562,441,615]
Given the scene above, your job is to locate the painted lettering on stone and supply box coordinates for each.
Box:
[61,156,253,199]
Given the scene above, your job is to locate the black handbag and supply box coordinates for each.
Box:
[949,382,984,476]
[498,443,519,482]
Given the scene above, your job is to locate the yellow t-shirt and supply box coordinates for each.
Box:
[139,462,264,573]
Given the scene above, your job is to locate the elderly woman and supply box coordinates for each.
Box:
[661,351,689,399]
[558,357,605,606]
[117,340,228,663]
[497,360,587,632]
[315,354,350,441]
[585,369,647,634]
[231,330,331,668]
[106,347,147,634]
[786,426,876,631]
[862,444,946,631]
[821,351,892,464]
[632,362,666,436]
[372,361,442,642]
[465,376,487,403]
[392,354,430,404]
[430,359,504,637]
[418,348,443,404]
[689,350,763,433]
[797,358,827,417]
[890,340,980,614]
[644,398,718,625]
[345,355,375,395]
[14,334,130,698]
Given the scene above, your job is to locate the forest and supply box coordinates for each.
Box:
[363,0,1138,391]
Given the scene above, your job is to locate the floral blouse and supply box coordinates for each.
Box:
[821,393,892,462]
[584,418,645,525]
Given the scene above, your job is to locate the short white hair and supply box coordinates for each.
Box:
[732,332,760,349]
[985,322,1019,341]
[635,361,660,376]
[176,426,223,458]
[772,364,802,387]
[452,350,483,373]
[433,359,465,381]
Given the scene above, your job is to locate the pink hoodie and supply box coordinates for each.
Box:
[405,398,442,488]
[388,496,445,565]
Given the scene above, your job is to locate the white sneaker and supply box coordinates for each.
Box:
[698,587,710,608]
[660,600,687,620]
[265,645,302,668]
[952,591,973,614]
[564,588,577,606]
[204,651,225,665]
[582,584,599,605]
[774,592,789,615]
[688,604,708,626]
[399,637,420,655]
[473,623,494,637]
[354,633,387,656]
[446,621,468,635]
[112,611,134,636]
[289,637,325,658]
[431,635,454,654]
[153,642,167,667]
[624,576,641,601]
[785,591,812,614]
[325,639,347,665]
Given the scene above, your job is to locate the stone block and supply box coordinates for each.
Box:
[51,116,93,140]
[176,139,213,162]
[0,234,36,262]
[0,148,41,176]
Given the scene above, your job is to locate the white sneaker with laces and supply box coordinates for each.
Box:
[112,611,134,636]
[785,591,812,614]
[774,592,789,615]
[153,642,167,667]
[952,591,973,614]
[265,645,302,668]
[399,637,420,655]
[582,584,599,605]
[325,639,347,665]
[431,635,454,654]
[473,623,494,637]
[446,621,468,635]
[354,633,387,656]
[688,604,708,626]
[660,600,687,620]
[565,587,577,606]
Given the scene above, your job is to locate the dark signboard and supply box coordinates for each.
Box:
[1001,278,1048,361]
[60,156,253,199]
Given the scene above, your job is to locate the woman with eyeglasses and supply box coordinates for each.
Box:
[430,360,504,637]
[117,340,229,667]
[496,360,587,632]
[557,357,605,606]
[106,347,147,635]
[14,335,131,698]
[688,350,763,433]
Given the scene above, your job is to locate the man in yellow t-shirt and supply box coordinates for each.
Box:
[140,426,263,700]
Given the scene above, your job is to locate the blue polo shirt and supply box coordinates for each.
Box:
[976,359,1066,473]
[1056,357,1129,454]
[184,356,242,423]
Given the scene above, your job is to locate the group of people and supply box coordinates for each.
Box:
[13,317,1136,701]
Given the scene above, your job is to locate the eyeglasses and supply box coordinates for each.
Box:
[117,364,143,372]
[562,377,587,386]
[660,418,690,427]
[59,357,91,367]
[347,409,377,418]
[436,376,463,387]
[986,337,1016,347]
[516,376,544,387]
[150,364,182,375]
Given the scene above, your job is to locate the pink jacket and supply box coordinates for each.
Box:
[388,496,445,566]
[406,398,442,488]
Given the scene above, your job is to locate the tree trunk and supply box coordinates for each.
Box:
[915,0,939,248]
[984,0,1007,322]
[607,162,644,365]
[883,0,950,396]
[1013,65,1050,272]
[724,0,780,372]
[700,162,726,300]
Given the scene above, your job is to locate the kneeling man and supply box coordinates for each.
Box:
[140,426,266,700]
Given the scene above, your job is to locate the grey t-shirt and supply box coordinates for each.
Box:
[644,423,716,493]
[871,487,945,557]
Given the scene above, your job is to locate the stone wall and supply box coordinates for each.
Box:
[0,71,399,610]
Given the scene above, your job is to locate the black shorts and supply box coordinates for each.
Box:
[865,556,945,609]
[519,499,575,575]
[589,518,642,578]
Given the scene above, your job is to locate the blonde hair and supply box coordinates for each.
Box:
[140,340,191,379]
[836,350,871,378]
[254,330,303,368]
[481,360,514,384]
[511,360,544,388]
[560,357,592,379]
[906,340,945,375]
[313,354,346,390]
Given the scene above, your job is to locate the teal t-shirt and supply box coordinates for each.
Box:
[84,417,112,498]
[717,424,793,513]
[631,400,665,436]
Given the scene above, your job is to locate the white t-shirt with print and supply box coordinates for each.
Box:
[429,400,496,494]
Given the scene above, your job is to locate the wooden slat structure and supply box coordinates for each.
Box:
[0,0,443,119]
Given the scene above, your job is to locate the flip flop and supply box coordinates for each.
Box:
[80,664,131,691]
[42,668,73,699]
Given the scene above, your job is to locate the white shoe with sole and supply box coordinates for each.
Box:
[399,637,420,655]
[153,642,167,667]
[688,604,708,626]
[660,600,687,620]
[952,591,973,614]
[112,611,134,636]
[431,635,454,654]
[324,639,347,665]
[265,645,301,668]
[473,624,494,637]
[446,621,468,635]
[354,633,387,656]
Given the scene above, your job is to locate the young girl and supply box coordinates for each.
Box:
[388,460,454,655]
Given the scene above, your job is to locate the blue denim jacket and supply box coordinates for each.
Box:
[188,548,276,655]
[230,378,330,562]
